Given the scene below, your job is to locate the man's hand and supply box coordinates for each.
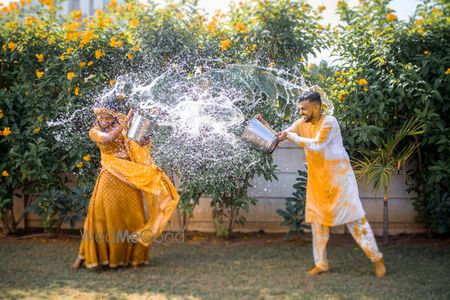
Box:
[276,131,287,141]
[255,114,269,126]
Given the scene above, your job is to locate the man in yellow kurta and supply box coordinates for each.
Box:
[276,91,386,277]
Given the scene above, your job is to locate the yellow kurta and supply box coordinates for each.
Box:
[78,125,179,268]
[287,115,365,226]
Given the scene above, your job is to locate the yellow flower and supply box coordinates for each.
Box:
[87,61,94,66]
[1,127,12,136]
[66,47,75,54]
[2,171,9,177]
[8,42,16,52]
[67,72,75,80]
[386,13,397,22]
[38,0,53,7]
[36,54,44,62]
[220,39,232,51]
[116,40,123,47]
[59,55,65,61]
[358,78,368,85]
[109,79,116,86]
[132,45,139,52]
[20,0,33,6]
[235,22,248,33]
[416,19,423,25]
[36,70,44,79]
[110,37,118,47]
[83,154,91,161]
[79,30,94,47]
[79,61,86,68]
[127,53,134,60]
[424,50,430,55]
[95,50,104,59]
[418,28,424,34]
[318,5,326,11]
[8,2,18,12]
[445,68,450,75]
[76,162,84,168]
[33,127,41,133]
[117,94,124,100]
[74,87,80,95]
[129,19,138,28]
[24,17,36,26]
[71,10,82,20]
[363,87,369,92]
[109,0,117,7]
[0,110,3,119]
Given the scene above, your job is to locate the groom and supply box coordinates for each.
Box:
[275,91,386,277]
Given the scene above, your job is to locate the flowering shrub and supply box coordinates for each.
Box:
[0,0,327,235]
[0,0,146,233]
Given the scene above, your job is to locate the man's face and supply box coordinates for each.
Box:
[297,100,320,123]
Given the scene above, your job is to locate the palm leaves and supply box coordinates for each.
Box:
[352,118,424,243]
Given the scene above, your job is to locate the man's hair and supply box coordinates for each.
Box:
[298,91,322,106]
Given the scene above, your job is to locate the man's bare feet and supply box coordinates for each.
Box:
[306,266,328,276]
[373,258,386,278]
[71,257,84,270]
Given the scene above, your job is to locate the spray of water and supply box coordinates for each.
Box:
[48,63,333,185]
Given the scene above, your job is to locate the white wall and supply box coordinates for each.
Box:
[178,141,425,235]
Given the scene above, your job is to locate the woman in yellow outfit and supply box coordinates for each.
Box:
[72,105,179,270]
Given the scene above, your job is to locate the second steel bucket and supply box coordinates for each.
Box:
[241,118,279,153]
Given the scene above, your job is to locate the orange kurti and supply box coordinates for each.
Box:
[287,115,365,226]
[78,125,179,268]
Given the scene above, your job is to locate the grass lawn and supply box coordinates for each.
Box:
[0,232,449,299]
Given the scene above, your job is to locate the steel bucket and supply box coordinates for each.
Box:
[127,114,155,144]
[241,118,279,153]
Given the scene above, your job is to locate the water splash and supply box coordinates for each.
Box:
[48,63,332,184]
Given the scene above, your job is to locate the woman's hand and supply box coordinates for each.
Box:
[141,136,152,146]
[124,109,134,128]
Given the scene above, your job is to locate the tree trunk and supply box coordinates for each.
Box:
[177,210,190,233]
[383,192,389,244]
[1,209,16,235]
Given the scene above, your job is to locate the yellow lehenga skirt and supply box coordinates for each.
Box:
[78,169,150,268]
[78,125,179,269]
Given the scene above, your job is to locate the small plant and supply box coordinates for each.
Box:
[25,186,91,236]
[177,181,202,233]
[277,170,309,239]
[353,118,424,243]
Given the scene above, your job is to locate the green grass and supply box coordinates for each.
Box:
[0,234,449,299]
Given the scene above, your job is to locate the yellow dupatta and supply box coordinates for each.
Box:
[100,132,179,247]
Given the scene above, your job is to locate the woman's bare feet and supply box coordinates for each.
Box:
[71,257,84,270]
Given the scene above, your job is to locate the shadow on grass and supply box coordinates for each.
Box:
[0,234,449,299]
